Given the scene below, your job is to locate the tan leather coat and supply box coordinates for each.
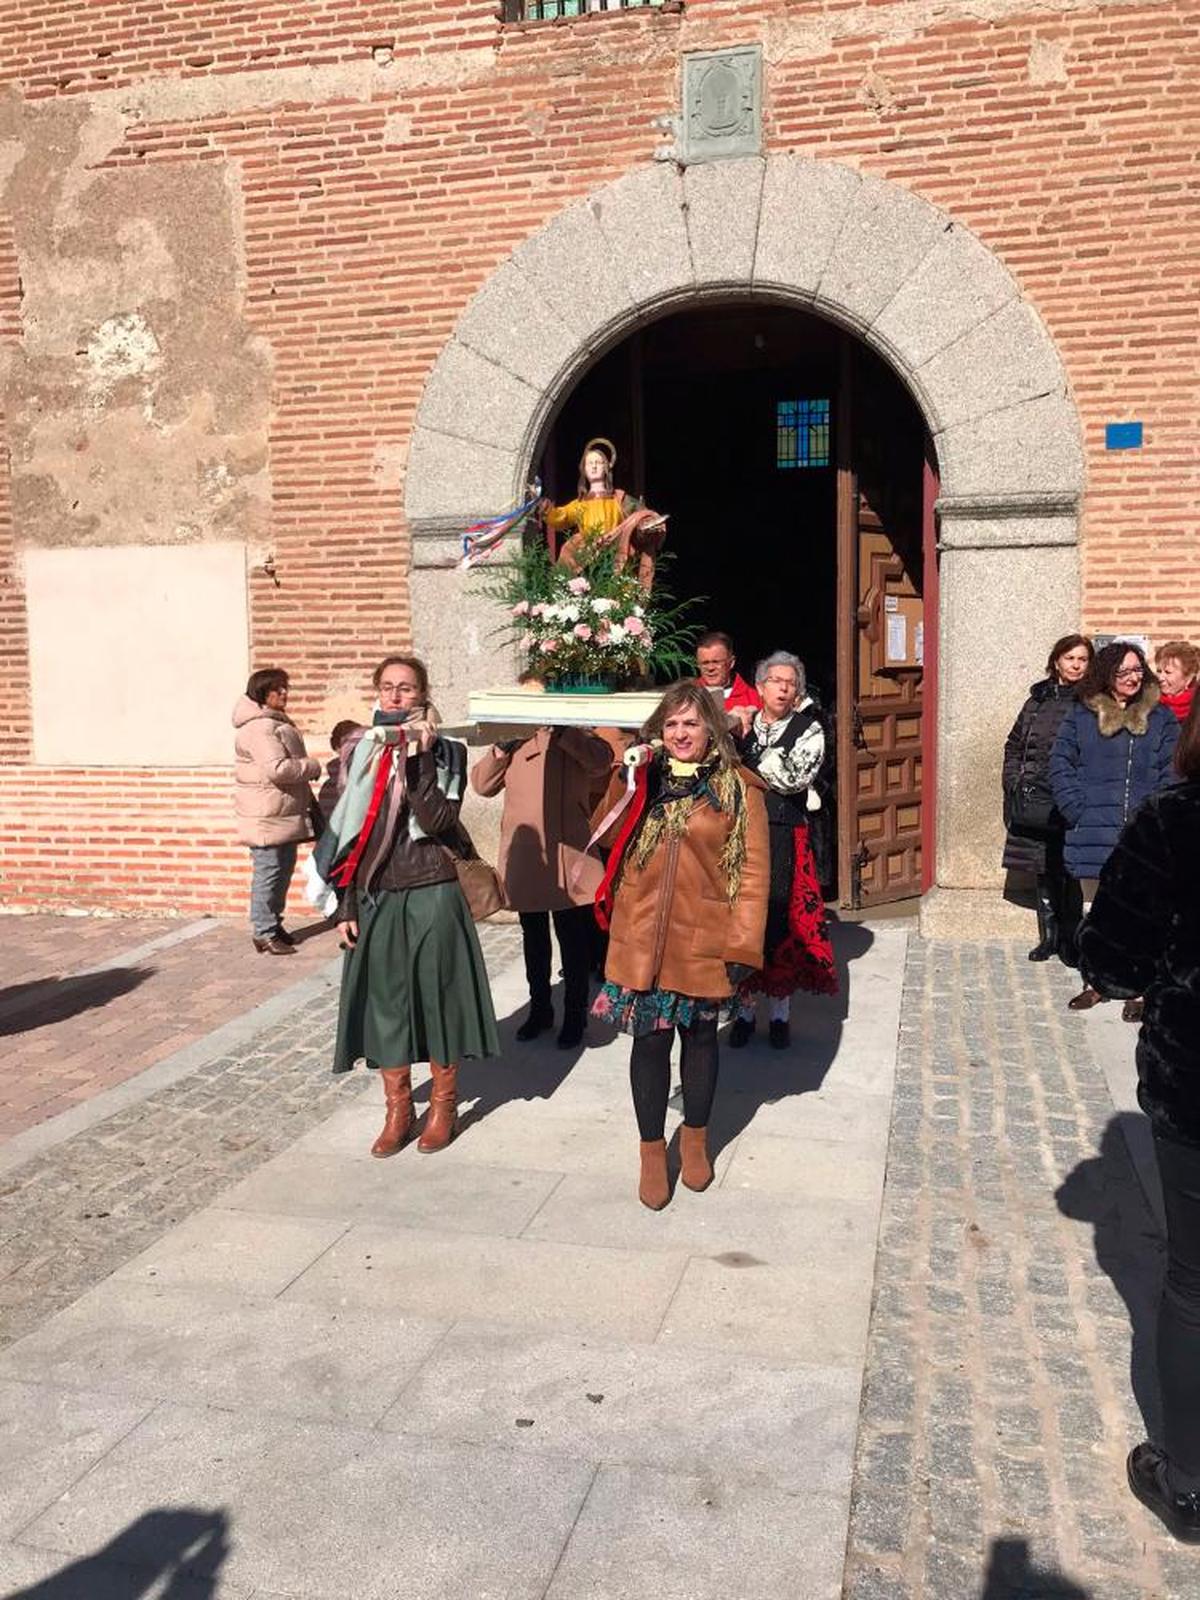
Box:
[470,727,615,913]
[602,765,770,999]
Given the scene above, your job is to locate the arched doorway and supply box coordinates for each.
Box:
[404,154,1084,933]
[537,300,933,909]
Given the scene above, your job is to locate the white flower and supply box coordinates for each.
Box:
[632,605,645,619]
[606,622,627,645]
[591,597,617,614]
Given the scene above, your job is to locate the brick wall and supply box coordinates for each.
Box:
[1,0,1197,913]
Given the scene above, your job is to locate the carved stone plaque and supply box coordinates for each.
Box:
[680,45,762,164]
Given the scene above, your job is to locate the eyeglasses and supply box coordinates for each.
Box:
[763,676,798,688]
[379,682,420,696]
[1115,667,1144,680]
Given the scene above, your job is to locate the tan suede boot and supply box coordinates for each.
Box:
[418,1062,458,1153]
[370,1067,414,1158]
[679,1124,713,1192]
[638,1139,670,1210]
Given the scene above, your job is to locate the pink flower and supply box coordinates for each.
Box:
[573,623,593,641]
[539,637,558,653]
[519,631,534,649]
[511,599,531,617]
[567,576,591,595]
[529,603,545,618]
[623,615,646,637]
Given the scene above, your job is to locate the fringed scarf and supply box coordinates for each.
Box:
[627,756,749,902]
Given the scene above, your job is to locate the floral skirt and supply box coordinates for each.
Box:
[739,821,838,1002]
[591,981,719,1038]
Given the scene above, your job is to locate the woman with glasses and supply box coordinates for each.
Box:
[331,655,499,1156]
[1050,641,1179,1012]
[728,651,838,1049]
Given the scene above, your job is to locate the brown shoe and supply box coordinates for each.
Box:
[638,1139,670,1210]
[371,1067,414,1158]
[1067,986,1106,1011]
[252,934,295,955]
[418,1062,458,1153]
[679,1124,713,1192]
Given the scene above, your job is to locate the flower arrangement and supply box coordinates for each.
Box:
[486,543,699,690]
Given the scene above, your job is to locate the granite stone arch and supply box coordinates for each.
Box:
[407,156,1085,930]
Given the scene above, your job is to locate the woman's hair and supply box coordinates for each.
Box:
[329,719,361,751]
[246,668,288,706]
[371,654,429,697]
[1177,690,1200,781]
[1045,633,1094,679]
[1080,640,1154,702]
[1156,639,1200,681]
[755,650,806,697]
[641,680,738,768]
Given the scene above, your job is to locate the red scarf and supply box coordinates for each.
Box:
[1162,685,1195,724]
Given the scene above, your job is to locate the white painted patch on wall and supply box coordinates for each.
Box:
[86,312,161,392]
[24,541,249,766]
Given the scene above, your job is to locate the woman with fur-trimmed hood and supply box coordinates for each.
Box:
[1050,640,1179,1011]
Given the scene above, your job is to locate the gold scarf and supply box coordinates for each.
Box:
[629,759,749,903]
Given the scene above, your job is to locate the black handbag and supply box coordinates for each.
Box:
[1009,783,1057,833]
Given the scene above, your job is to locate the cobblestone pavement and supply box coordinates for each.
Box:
[845,940,1190,1600]
[0,920,523,1351]
[0,911,342,1139]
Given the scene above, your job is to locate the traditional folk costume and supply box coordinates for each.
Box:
[735,701,838,1035]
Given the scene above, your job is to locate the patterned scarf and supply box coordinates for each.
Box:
[628,754,749,902]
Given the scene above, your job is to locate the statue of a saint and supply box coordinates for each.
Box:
[538,438,666,594]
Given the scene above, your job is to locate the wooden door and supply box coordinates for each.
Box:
[836,342,930,908]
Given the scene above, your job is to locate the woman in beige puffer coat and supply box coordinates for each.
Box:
[233,668,321,954]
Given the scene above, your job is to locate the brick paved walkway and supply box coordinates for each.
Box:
[845,940,1192,1600]
[0,912,342,1140]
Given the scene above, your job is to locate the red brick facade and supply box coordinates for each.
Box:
[0,0,1196,913]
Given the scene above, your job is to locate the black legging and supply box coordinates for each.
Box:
[629,1013,719,1141]
[519,907,593,1023]
[1154,1130,1200,1489]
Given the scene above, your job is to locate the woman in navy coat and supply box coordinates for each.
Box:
[1050,640,1179,1011]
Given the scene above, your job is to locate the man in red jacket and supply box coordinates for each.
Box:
[696,631,761,729]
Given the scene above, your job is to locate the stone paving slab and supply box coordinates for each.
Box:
[15,1402,598,1600]
[378,1322,860,1497]
[0,1280,448,1427]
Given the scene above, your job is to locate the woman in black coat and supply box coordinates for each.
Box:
[1002,634,1093,963]
[1080,696,1200,1542]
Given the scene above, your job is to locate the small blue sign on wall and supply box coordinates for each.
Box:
[1105,421,1143,450]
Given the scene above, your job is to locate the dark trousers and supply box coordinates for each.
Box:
[1153,1130,1200,1488]
[629,1014,720,1141]
[519,907,593,1024]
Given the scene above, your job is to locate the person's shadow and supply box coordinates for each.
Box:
[704,913,876,1164]
[0,967,154,1038]
[979,1535,1092,1598]
[1055,1114,1165,1435]
[4,1507,230,1597]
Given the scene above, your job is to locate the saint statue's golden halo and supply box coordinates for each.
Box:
[582,437,617,469]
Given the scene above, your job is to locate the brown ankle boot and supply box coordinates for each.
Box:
[679,1124,713,1192]
[418,1062,458,1153]
[638,1139,670,1210]
[371,1067,413,1158]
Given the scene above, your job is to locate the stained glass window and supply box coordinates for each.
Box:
[776,398,831,469]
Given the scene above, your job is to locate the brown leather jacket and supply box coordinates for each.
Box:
[340,747,459,919]
[601,763,770,999]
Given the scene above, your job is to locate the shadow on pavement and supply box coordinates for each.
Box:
[1055,1114,1164,1436]
[4,1506,230,1597]
[447,977,593,1134]
[0,967,155,1038]
[979,1535,1092,1597]
[706,913,877,1163]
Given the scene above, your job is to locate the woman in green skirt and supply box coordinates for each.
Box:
[332,654,499,1155]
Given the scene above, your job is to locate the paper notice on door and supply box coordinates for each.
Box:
[915,621,924,666]
[886,613,907,664]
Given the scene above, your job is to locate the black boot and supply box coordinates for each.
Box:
[1028,876,1058,962]
[516,1004,554,1042]
[1128,1442,1200,1543]
[1057,873,1083,968]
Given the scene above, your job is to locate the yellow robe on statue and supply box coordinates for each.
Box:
[543,493,629,545]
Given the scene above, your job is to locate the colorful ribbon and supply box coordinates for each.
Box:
[458,492,542,570]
